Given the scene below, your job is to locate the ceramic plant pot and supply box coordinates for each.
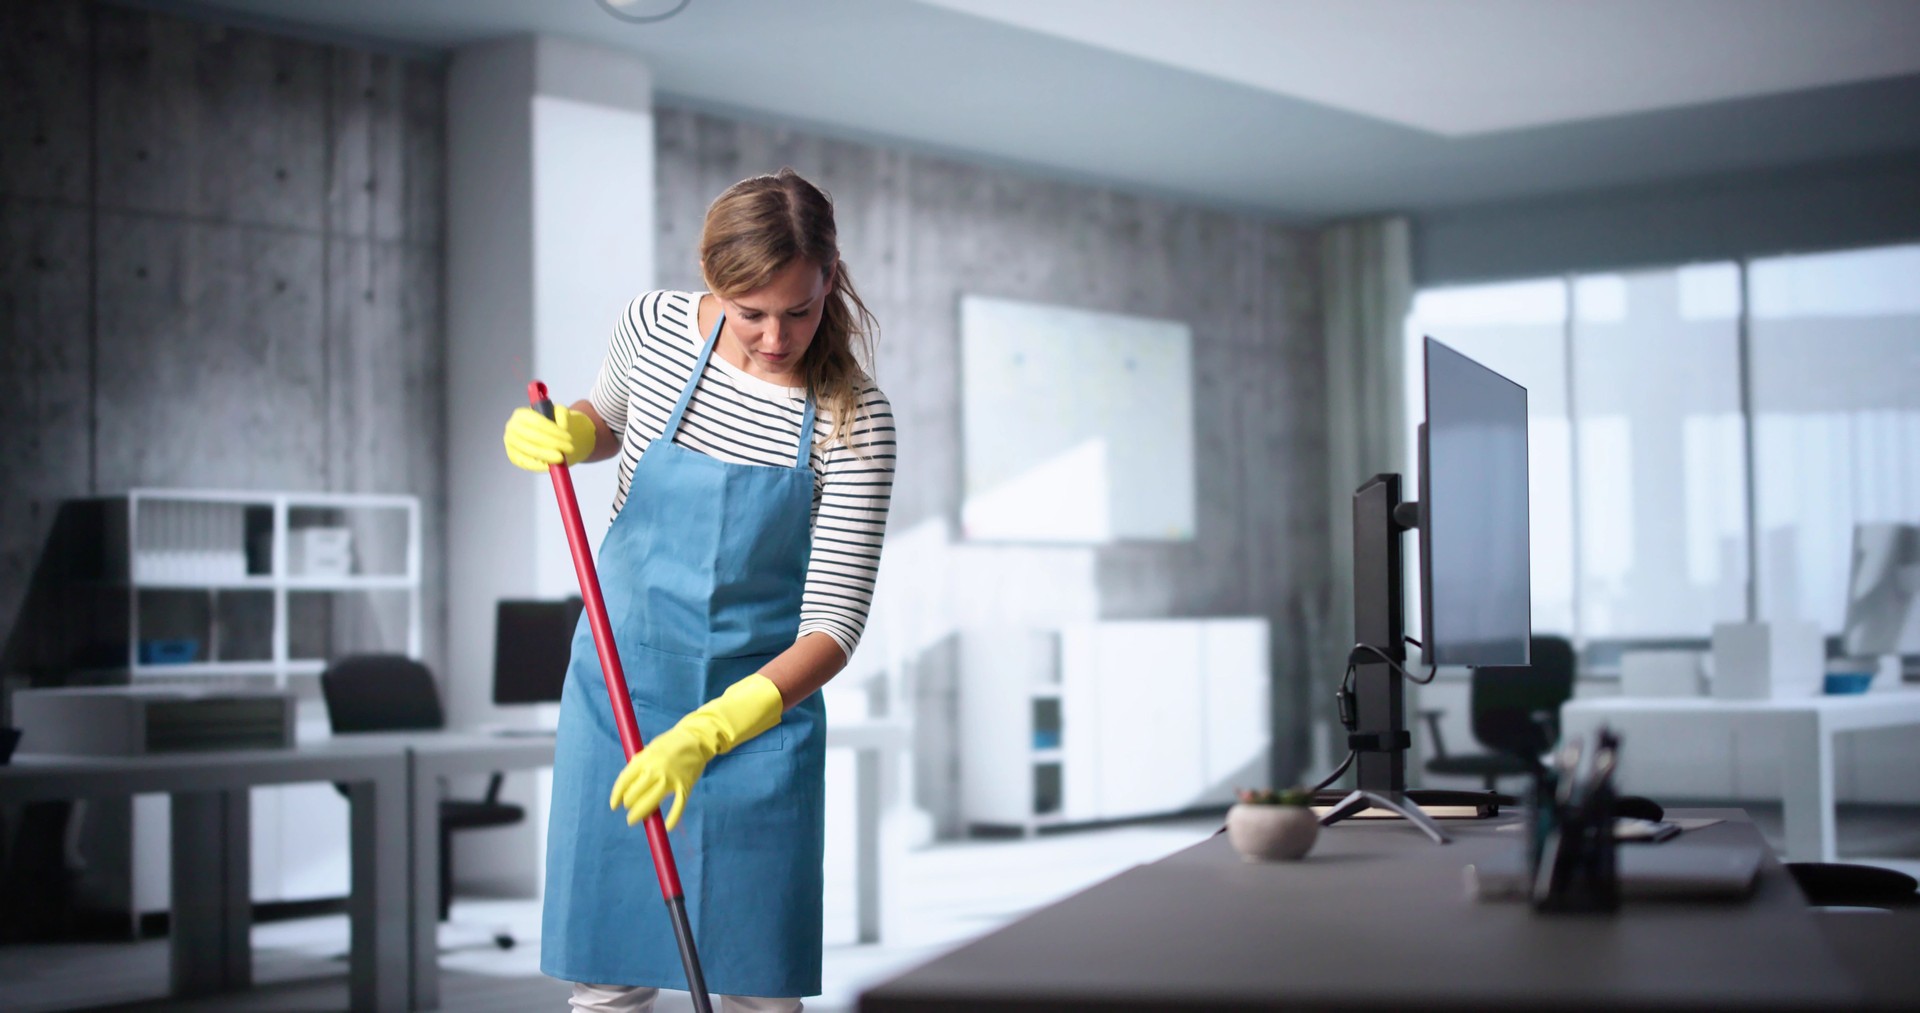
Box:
[1226,802,1320,861]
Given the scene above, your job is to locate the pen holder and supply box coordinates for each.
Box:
[1528,778,1620,913]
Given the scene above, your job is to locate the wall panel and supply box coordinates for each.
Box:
[0,0,91,205]
[0,200,93,660]
[94,5,328,230]
[93,211,328,491]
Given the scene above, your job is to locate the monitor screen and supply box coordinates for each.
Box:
[1419,337,1531,668]
[1843,522,1920,657]
[493,598,583,705]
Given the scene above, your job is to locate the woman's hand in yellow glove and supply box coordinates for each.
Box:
[610,673,786,829]
[503,403,598,472]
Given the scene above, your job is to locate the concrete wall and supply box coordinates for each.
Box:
[0,0,447,685]
[653,107,1330,803]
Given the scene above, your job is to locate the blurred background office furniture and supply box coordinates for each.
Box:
[492,598,583,708]
[1843,523,1920,658]
[1561,690,1920,862]
[320,655,525,930]
[958,618,1270,836]
[1419,634,1576,791]
[17,491,421,686]
[1617,648,1707,697]
[0,741,411,1010]
[11,686,296,755]
[1786,861,1919,909]
[1,492,424,936]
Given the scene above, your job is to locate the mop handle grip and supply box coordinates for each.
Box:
[528,381,685,898]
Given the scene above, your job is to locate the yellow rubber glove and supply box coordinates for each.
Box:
[502,404,596,472]
[610,673,785,829]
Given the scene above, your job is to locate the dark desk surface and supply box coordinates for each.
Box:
[860,809,1906,1012]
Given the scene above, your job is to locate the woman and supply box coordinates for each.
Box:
[502,168,896,1012]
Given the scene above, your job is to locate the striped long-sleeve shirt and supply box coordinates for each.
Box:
[587,290,896,658]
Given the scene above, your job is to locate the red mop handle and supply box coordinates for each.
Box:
[528,382,684,895]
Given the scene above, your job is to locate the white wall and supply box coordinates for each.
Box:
[446,35,654,898]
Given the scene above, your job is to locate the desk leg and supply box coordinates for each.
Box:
[408,755,442,1010]
[855,746,881,944]
[349,765,411,1012]
[1779,711,1836,863]
[170,788,250,996]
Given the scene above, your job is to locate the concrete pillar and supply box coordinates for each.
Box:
[446,35,654,897]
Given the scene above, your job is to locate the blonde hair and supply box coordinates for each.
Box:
[700,168,878,450]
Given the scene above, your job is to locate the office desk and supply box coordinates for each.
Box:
[0,741,411,1012]
[859,810,1895,1011]
[1561,691,1920,861]
[401,732,556,1011]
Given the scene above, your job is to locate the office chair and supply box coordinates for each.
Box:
[319,655,525,945]
[1419,635,1578,790]
[1786,862,1920,909]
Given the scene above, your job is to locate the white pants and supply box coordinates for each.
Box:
[569,982,801,1013]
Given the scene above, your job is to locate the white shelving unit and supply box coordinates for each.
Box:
[61,489,423,924]
[113,489,422,687]
[958,618,1273,836]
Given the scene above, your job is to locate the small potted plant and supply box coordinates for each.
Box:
[1226,787,1320,862]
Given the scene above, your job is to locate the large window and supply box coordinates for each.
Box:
[1404,242,1918,651]
[1750,244,1920,632]
[1570,264,1747,639]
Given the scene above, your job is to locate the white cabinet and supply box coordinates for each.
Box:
[62,489,419,919]
[960,618,1270,834]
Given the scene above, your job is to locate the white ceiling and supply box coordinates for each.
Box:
[917,0,1920,135]
[138,0,1920,219]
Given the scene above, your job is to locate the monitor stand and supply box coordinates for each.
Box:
[1319,789,1451,844]
[1326,473,1451,846]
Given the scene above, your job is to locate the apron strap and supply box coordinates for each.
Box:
[666,303,819,473]
[660,310,725,441]
[796,398,816,470]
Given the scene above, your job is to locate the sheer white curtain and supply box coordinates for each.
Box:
[1321,217,1414,675]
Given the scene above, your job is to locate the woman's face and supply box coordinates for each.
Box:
[715,257,833,385]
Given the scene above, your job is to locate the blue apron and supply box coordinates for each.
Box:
[541,313,827,998]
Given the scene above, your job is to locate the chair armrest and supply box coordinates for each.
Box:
[484,772,504,805]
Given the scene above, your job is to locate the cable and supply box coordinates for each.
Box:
[1314,634,1433,797]
[1347,641,1438,684]
[1309,749,1354,795]
[595,0,693,24]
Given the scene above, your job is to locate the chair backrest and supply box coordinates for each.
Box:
[1470,634,1577,758]
[320,654,445,733]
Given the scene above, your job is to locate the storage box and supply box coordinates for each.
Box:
[1619,650,1703,698]
[288,527,353,577]
[1710,621,1823,700]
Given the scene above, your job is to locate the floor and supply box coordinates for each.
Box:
[0,815,1226,1013]
[4,803,1918,1012]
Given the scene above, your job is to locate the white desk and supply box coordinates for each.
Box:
[1561,690,1920,862]
[0,741,411,1011]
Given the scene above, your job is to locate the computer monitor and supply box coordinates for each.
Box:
[1329,337,1530,840]
[1417,337,1532,668]
[1842,522,1920,658]
[492,598,583,705]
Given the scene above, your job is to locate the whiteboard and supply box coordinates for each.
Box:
[960,295,1195,543]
